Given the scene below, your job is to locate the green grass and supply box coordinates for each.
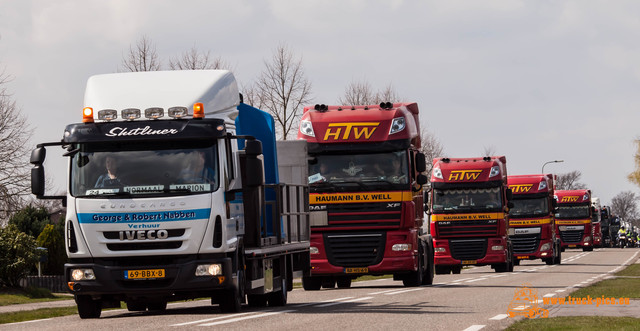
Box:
[0,287,71,306]
[0,306,79,325]
[567,264,640,299]
[506,316,640,331]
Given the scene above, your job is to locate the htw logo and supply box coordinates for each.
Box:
[560,196,579,203]
[323,122,379,141]
[448,170,482,181]
[509,184,533,193]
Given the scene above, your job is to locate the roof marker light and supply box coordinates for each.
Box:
[145,107,164,119]
[168,107,188,118]
[193,103,205,119]
[82,107,94,123]
[97,109,117,121]
[121,108,141,120]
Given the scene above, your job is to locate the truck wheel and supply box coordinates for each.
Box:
[544,258,554,265]
[513,259,520,266]
[555,245,562,265]
[268,275,288,306]
[302,276,322,291]
[247,294,268,307]
[422,249,435,285]
[403,245,424,287]
[76,295,102,319]
[126,300,147,312]
[219,269,244,313]
[583,246,593,252]
[147,301,167,311]
[337,278,352,288]
[451,265,462,274]
[435,266,449,275]
[321,279,336,289]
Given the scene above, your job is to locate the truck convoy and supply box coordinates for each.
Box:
[296,102,434,289]
[30,70,310,318]
[554,189,594,251]
[507,174,561,265]
[429,156,514,274]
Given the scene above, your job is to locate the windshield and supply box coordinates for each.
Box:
[510,197,549,218]
[555,205,590,219]
[70,141,219,197]
[431,187,503,213]
[308,151,409,190]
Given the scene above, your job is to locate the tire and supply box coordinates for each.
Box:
[302,276,322,291]
[544,258,554,265]
[554,244,562,265]
[219,269,244,313]
[422,248,435,286]
[76,295,102,319]
[268,275,288,307]
[403,245,424,287]
[126,300,147,312]
[513,259,521,266]
[435,266,450,275]
[147,301,167,312]
[321,279,336,289]
[583,246,593,252]
[451,265,462,274]
[336,278,352,289]
[247,294,268,307]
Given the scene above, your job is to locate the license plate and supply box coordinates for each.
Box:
[461,260,476,265]
[568,245,577,248]
[344,267,368,274]
[517,256,528,260]
[125,269,165,280]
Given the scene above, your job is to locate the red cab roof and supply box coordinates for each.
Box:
[431,156,507,183]
[555,189,591,204]
[508,174,554,195]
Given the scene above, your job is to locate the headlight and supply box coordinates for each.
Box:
[432,167,443,179]
[196,264,222,276]
[489,166,500,178]
[491,245,504,251]
[435,247,446,253]
[71,268,96,281]
[540,243,551,251]
[584,236,591,242]
[392,243,412,251]
[389,117,406,134]
[300,120,315,137]
[310,246,319,254]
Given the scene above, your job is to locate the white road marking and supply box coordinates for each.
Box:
[462,325,486,331]
[171,312,256,326]
[489,314,508,320]
[198,310,295,326]
[316,296,373,307]
[383,288,425,295]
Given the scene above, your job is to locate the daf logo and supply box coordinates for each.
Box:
[310,205,327,211]
[387,203,401,208]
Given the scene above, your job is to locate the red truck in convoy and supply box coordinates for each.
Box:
[507,174,561,265]
[297,102,434,289]
[429,156,514,274]
[591,197,603,248]
[554,189,594,251]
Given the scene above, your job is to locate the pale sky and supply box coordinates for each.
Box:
[1,0,640,206]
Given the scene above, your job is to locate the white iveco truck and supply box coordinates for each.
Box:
[30,70,310,318]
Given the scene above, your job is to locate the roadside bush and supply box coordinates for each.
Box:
[8,205,50,239]
[0,225,38,288]
[24,286,55,299]
[36,223,67,275]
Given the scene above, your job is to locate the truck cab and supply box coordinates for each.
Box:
[554,189,593,251]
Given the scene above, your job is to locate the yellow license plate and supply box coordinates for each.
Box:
[345,267,368,274]
[461,260,476,265]
[125,269,165,280]
[568,245,577,248]
[517,256,529,260]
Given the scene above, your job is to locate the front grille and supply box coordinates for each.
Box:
[511,234,541,254]
[324,232,386,267]
[436,219,499,238]
[449,239,487,260]
[107,241,182,251]
[560,230,584,243]
[316,202,402,229]
[103,229,186,251]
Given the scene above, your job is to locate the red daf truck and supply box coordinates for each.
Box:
[297,102,434,289]
[591,197,603,248]
[507,174,561,265]
[429,156,514,274]
[554,189,594,251]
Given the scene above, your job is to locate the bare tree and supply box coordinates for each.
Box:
[168,46,231,70]
[252,44,312,140]
[555,170,587,190]
[611,191,639,228]
[338,81,401,105]
[121,35,161,72]
[628,138,640,188]
[420,128,445,184]
[0,70,33,225]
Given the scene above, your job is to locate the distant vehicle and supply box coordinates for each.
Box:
[554,190,594,251]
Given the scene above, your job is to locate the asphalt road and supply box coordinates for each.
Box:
[4,248,639,331]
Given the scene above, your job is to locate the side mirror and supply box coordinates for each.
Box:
[505,188,513,201]
[30,147,46,165]
[416,174,428,186]
[243,140,264,187]
[415,152,426,173]
[508,201,515,209]
[31,166,45,196]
